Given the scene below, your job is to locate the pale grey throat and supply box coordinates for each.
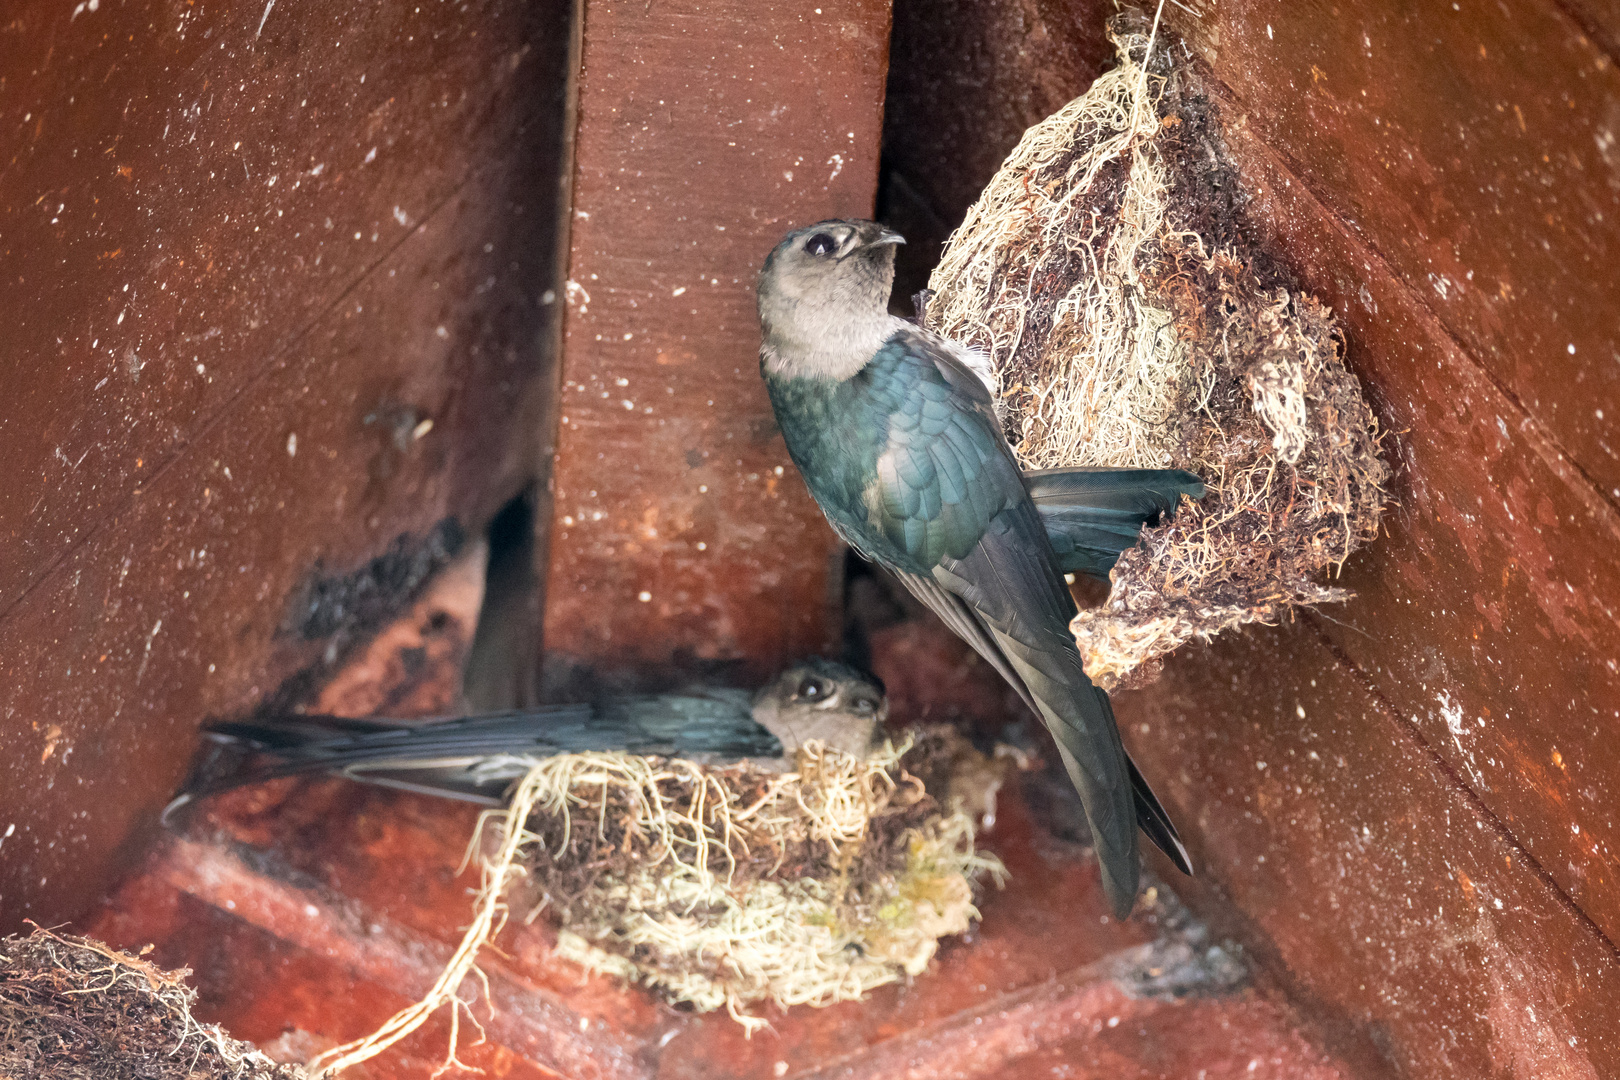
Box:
[758,219,909,382]
[757,219,1000,402]
[760,311,912,383]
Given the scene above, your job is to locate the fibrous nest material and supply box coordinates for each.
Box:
[0,927,306,1080]
[535,730,1006,1031]
[313,731,1006,1072]
[925,15,1390,689]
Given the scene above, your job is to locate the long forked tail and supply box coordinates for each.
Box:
[893,557,1191,900]
[164,693,782,822]
[1128,757,1192,875]
[929,512,1142,917]
[164,705,598,820]
[1017,658,1140,917]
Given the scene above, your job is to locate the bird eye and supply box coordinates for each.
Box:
[851,697,877,715]
[796,677,826,700]
[804,233,837,256]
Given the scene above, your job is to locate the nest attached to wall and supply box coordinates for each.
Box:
[1,927,306,1080]
[535,730,1005,1031]
[314,732,1006,1071]
[925,16,1390,690]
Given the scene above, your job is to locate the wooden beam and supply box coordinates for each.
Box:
[0,0,572,931]
[542,0,894,689]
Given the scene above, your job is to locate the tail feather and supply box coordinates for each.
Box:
[1128,757,1192,876]
[890,561,1191,894]
[931,507,1141,918]
[1026,466,1205,579]
[1007,644,1140,915]
[166,693,780,823]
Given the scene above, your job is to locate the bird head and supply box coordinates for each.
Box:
[750,657,889,758]
[757,219,906,380]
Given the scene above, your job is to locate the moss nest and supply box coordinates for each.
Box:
[1,927,306,1080]
[524,730,1006,1030]
[316,732,1008,1074]
[924,15,1391,690]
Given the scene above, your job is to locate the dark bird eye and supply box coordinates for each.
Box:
[851,696,877,716]
[804,233,837,256]
[797,677,826,700]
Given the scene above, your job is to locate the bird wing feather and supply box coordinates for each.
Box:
[853,328,1016,570]
[1025,466,1206,578]
[174,693,782,813]
[836,331,1154,912]
[771,326,1190,904]
[930,506,1141,912]
[889,564,1191,878]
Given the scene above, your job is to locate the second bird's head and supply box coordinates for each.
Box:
[750,657,889,758]
[757,220,905,374]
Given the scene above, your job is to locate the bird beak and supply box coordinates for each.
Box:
[842,226,904,262]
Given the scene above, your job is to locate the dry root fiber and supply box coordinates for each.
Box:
[311,732,1005,1073]
[532,730,1006,1032]
[1,927,306,1080]
[926,15,1390,689]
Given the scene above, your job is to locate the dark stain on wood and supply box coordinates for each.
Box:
[0,0,573,932]
[286,519,465,642]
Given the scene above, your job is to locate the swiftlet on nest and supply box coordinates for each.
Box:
[294,721,1010,1073]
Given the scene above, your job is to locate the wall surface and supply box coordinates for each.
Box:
[5,1,1616,1074]
[540,0,894,692]
[0,0,572,931]
[881,1,1620,1076]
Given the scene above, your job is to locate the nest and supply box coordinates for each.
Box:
[313,732,1006,1072]
[0,927,306,1080]
[534,730,1006,1031]
[925,15,1390,689]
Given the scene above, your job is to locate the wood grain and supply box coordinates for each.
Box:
[1119,624,1617,1079]
[0,0,570,931]
[542,0,893,687]
[0,0,558,611]
[1217,101,1620,948]
[1169,0,1620,501]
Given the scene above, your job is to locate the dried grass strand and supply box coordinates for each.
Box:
[310,734,1005,1070]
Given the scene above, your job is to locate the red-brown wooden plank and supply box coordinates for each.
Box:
[541,0,892,687]
[795,990,1347,1080]
[1206,101,1620,947]
[1166,0,1620,500]
[142,839,652,1079]
[0,167,560,931]
[0,0,562,614]
[1118,623,1619,1078]
[187,778,673,1042]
